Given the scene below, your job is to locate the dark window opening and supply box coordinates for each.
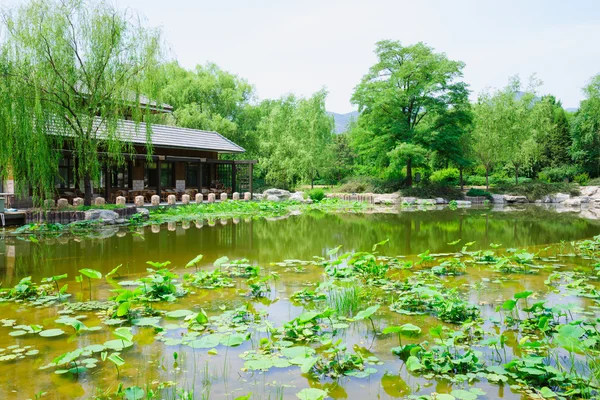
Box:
[185,163,199,187]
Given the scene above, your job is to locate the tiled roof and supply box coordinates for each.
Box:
[100,119,245,153]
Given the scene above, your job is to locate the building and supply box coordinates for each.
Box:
[8,101,257,208]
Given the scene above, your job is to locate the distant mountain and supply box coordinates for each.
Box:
[328,111,359,134]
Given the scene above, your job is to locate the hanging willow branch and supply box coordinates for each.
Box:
[0,0,164,205]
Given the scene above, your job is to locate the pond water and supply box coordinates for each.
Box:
[0,206,599,399]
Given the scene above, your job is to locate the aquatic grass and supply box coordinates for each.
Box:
[326,285,364,317]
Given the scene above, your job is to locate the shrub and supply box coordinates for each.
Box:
[538,165,581,183]
[574,172,590,185]
[466,188,493,200]
[430,168,460,186]
[337,176,402,194]
[308,188,325,202]
[491,181,580,200]
[587,177,600,186]
[465,175,487,186]
[401,183,463,200]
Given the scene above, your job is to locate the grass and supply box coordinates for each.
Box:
[326,285,365,317]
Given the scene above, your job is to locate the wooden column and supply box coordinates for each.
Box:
[198,162,203,190]
[104,166,111,200]
[156,158,162,200]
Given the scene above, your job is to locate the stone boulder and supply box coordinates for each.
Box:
[136,208,150,219]
[73,197,84,206]
[417,199,437,206]
[563,198,582,207]
[84,209,119,224]
[266,194,280,202]
[263,188,291,201]
[244,192,252,201]
[435,198,447,204]
[400,197,417,205]
[542,193,570,203]
[504,195,528,204]
[57,198,69,209]
[491,194,506,204]
[151,195,160,206]
[195,193,204,203]
[289,192,304,202]
[94,197,106,206]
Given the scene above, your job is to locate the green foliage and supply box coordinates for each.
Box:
[571,75,600,176]
[350,40,471,187]
[0,0,163,205]
[538,165,581,183]
[256,90,335,188]
[401,183,463,200]
[307,188,325,202]
[430,168,460,185]
[491,181,579,200]
[465,188,492,200]
[337,176,402,194]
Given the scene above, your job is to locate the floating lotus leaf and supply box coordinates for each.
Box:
[39,329,65,338]
[165,309,193,319]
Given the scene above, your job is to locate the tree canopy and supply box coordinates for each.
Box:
[0,0,163,204]
[350,40,471,186]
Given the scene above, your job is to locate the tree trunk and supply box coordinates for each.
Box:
[515,165,519,185]
[406,158,413,187]
[459,167,464,191]
[311,177,314,189]
[84,173,92,206]
[485,166,489,190]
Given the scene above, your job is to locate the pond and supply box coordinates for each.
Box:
[0,206,599,399]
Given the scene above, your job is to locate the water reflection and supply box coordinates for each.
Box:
[0,207,599,286]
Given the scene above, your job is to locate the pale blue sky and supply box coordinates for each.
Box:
[4,0,600,112]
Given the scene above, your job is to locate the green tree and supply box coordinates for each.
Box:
[571,75,600,176]
[541,96,572,168]
[351,40,470,187]
[473,76,553,185]
[472,91,502,189]
[331,133,355,182]
[257,90,334,188]
[157,62,258,157]
[0,0,163,205]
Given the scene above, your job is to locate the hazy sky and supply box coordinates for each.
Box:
[3,0,600,112]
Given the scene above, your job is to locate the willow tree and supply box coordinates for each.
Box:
[0,0,163,205]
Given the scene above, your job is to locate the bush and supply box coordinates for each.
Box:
[538,165,581,183]
[430,168,460,186]
[491,181,580,200]
[337,176,402,194]
[401,183,463,200]
[466,188,493,200]
[308,188,325,202]
[587,177,600,186]
[465,175,487,186]
[574,172,590,185]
